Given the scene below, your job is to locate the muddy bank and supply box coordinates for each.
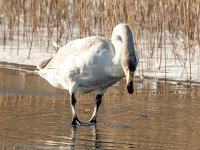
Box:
[0,62,36,75]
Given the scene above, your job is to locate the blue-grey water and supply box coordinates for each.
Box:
[0,68,200,150]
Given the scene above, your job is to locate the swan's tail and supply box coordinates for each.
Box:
[36,57,53,70]
[35,68,63,88]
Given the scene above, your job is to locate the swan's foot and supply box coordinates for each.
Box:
[71,116,81,126]
[71,117,95,126]
[89,117,97,124]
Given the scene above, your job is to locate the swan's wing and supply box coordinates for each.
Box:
[36,36,116,91]
[42,36,115,69]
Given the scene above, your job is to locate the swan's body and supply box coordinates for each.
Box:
[37,36,124,94]
[36,23,138,126]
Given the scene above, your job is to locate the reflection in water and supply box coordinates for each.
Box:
[0,68,200,149]
[68,126,100,149]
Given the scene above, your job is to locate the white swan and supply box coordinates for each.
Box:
[36,23,138,126]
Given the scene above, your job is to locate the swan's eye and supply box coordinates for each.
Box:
[116,36,122,42]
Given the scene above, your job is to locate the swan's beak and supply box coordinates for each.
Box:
[125,70,134,94]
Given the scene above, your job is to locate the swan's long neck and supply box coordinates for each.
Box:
[111,24,137,84]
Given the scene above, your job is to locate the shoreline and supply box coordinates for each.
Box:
[0,62,36,75]
[1,61,199,86]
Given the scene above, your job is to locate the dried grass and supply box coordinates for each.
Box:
[0,0,200,80]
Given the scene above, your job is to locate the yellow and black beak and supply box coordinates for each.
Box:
[125,70,134,94]
[127,80,133,94]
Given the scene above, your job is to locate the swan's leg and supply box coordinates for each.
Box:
[70,93,81,126]
[89,94,102,123]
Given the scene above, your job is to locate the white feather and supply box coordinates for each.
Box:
[36,24,137,95]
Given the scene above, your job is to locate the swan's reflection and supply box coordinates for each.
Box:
[69,125,101,149]
[69,127,76,149]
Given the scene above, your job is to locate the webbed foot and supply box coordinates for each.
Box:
[71,116,81,126]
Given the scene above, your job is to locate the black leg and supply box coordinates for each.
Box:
[89,94,103,123]
[70,93,81,126]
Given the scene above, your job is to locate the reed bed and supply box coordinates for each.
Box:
[0,0,200,81]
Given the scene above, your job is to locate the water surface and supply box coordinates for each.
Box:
[0,68,200,150]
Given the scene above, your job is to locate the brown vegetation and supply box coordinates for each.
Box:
[0,0,199,80]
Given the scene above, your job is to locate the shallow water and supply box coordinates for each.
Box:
[0,69,200,150]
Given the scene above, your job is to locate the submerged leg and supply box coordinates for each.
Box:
[70,93,81,126]
[89,94,103,123]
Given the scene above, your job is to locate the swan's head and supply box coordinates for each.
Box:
[122,55,137,94]
[112,23,138,94]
